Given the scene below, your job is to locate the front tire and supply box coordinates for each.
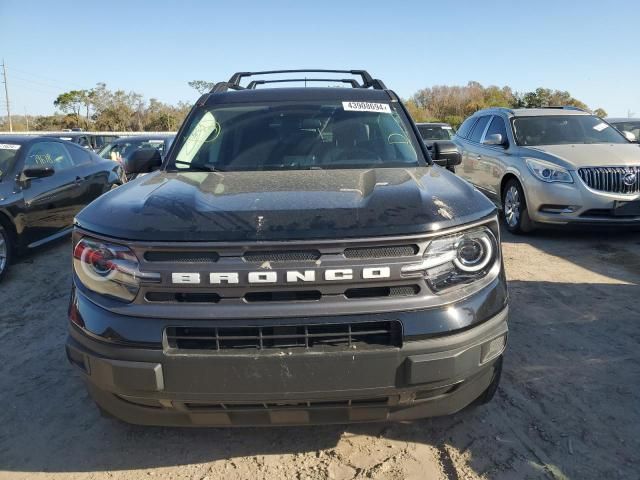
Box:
[502,179,534,234]
[0,224,12,282]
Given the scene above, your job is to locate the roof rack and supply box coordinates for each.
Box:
[212,69,387,92]
[541,106,588,112]
[246,78,361,89]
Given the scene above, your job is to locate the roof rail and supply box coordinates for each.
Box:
[541,106,588,112]
[219,69,387,91]
[210,81,245,93]
[246,78,362,89]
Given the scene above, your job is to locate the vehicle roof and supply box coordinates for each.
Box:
[0,135,51,145]
[110,134,174,143]
[205,87,394,105]
[606,117,640,123]
[476,107,591,117]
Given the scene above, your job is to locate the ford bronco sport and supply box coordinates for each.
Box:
[66,70,509,426]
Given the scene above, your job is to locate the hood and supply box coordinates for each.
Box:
[525,143,640,169]
[76,167,495,242]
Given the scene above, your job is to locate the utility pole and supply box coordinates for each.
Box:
[1,60,12,132]
[24,107,29,131]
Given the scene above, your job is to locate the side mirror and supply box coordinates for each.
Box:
[432,141,462,167]
[21,166,55,180]
[623,131,637,143]
[124,148,162,174]
[482,133,506,146]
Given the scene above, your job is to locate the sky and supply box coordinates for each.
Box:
[0,0,638,118]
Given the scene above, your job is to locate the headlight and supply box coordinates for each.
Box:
[525,158,573,183]
[401,227,498,292]
[73,237,160,302]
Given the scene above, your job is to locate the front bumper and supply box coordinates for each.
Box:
[525,173,640,226]
[66,306,508,426]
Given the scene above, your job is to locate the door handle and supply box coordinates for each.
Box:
[476,155,483,160]
[74,176,83,184]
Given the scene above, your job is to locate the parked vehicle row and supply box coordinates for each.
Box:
[0,136,123,280]
[451,107,640,233]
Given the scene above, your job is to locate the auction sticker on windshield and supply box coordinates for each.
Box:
[342,102,391,113]
[0,144,20,150]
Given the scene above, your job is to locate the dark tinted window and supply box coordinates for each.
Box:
[0,143,21,179]
[67,143,93,166]
[469,116,491,143]
[485,116,508,142]
[24,142,74,171]
[417,125,454,141]
[457,117,477,138]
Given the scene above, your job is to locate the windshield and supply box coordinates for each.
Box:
[610,120,640,139]
[417,125,454,141]
[512,115,628,146]
[99,139,167,162]
[0,143,21,179]
[169,100,424,171]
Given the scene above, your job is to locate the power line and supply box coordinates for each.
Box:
[8,66,87,90]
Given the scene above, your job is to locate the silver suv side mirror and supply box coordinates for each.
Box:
[482,133,505,146]
[623,131,637,143]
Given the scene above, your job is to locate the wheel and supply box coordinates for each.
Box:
[502,179,534,234]
[0,223,12,282]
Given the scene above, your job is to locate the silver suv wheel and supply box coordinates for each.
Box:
[504,186,521,228]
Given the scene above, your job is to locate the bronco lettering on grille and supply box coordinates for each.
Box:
[171,267,391,285]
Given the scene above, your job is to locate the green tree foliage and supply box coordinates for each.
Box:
[40,83,191,131]
[593,108,608,118]
[407,82,609,127]
[188,80,216,94]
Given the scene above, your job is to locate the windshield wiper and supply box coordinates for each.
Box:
[172,160,219,172]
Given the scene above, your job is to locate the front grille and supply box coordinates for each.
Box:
[578,166,640,194]
[344,285,420,299]
[165,321,402,351]
[146,292,221,303]
[144,251,220,263]
[243,250,320,263]
[344,244,418,258]
[184,397,389,411]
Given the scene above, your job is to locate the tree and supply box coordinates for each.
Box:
[53,90,86,126]
[593,108,608,118]
[516,88,588,110]
[188,80,216,94]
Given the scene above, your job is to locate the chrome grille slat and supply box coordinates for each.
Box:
[578,166,640,194]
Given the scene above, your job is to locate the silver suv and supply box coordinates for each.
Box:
[453,107,640,233]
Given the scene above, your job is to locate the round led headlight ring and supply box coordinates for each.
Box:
[453,232,494,272]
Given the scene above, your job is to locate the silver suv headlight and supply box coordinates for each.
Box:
[401,226,499,293]
[525,158,573,183]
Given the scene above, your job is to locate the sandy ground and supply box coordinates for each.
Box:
[0,227,639,480]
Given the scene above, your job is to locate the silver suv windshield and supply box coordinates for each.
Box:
[512,115,628,146]
[169,100,424,171]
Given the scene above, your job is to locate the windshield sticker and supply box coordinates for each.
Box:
[442,126,453,130]
[342,102,391,113]
[593,122,609,132]
[0,143,21,150]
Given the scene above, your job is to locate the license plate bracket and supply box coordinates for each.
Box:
[613,200,640,216]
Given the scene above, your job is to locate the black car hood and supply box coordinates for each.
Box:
[76,168,495,242]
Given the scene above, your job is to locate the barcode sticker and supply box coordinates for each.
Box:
[342,102,391,113]
[593,122,609,132]
[0,143,20,150]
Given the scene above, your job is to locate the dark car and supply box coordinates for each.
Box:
[44,132,120,152]
[66,70,508,426]
[0,136,122,280]
[97,135,174,181]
